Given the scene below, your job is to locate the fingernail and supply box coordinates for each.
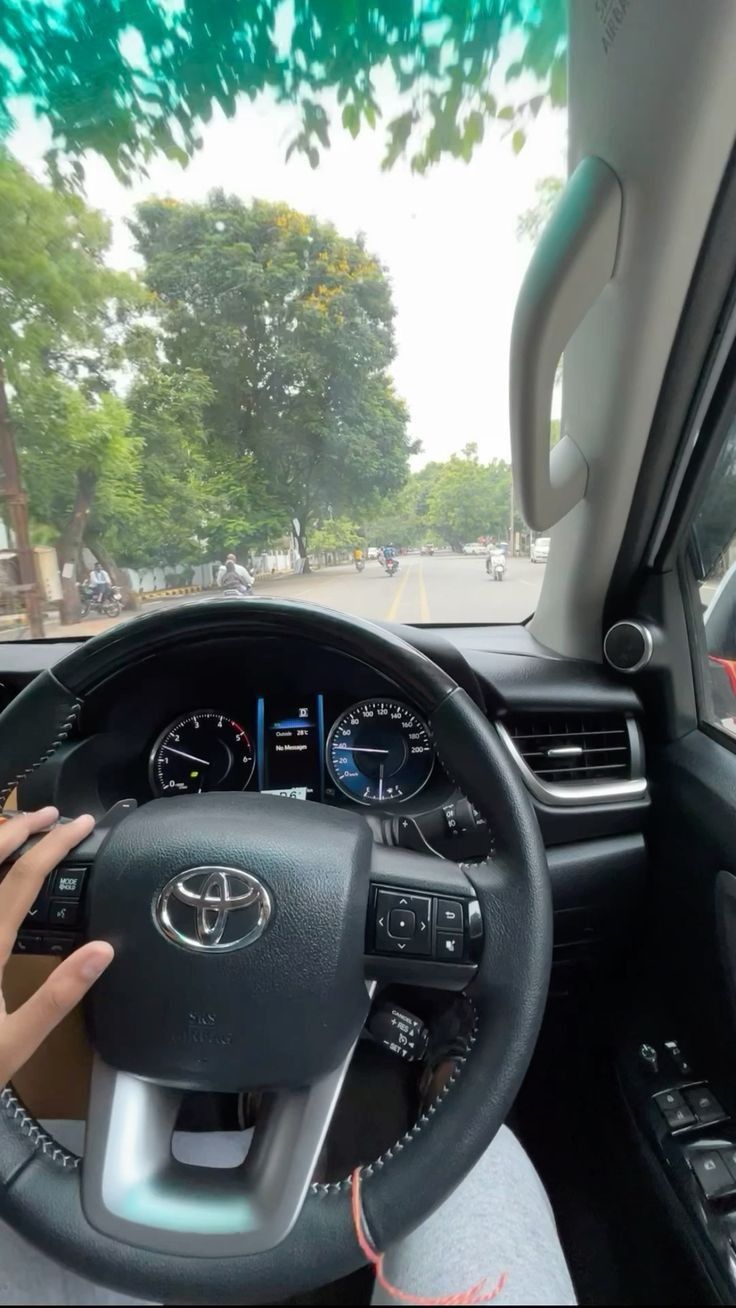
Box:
[80,946,114,981]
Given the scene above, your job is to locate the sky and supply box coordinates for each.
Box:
[8,84,566,468]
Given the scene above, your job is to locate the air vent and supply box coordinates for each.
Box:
[497,712,646,806]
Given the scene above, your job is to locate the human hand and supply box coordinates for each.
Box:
[0,807,113,1086]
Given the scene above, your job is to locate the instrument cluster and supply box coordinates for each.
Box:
[149,694,436,809]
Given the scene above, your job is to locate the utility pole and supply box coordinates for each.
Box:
[0,365,44,637]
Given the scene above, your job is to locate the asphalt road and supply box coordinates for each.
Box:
[259,553,543,624]
[54,553,544,637]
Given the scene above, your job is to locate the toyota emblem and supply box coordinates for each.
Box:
[154,866,272,953]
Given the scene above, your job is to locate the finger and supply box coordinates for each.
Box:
[0,941,113,1086]
[0,807,58,867]
[0,814,95,967]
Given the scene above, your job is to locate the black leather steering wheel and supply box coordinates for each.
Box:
[0,599,552,1305]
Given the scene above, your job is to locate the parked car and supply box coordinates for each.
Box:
[531,536,551,564]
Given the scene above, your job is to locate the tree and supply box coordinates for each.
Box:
[0,151,140,619]
[425,448,516,549]
[13,372,140,616]
[0,2,567,184]
[131,194,415,567]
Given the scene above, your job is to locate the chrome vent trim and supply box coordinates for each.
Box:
[497,713,647,807]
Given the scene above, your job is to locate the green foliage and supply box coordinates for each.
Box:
[365,447,522,552]
[13,371,139,534]
[0,2,567,182]
[130,193,414,545]
[309,516,360,552]
[0,149,140,378]
[516,174,564,244]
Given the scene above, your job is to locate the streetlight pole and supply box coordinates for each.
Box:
[0,364,44,637]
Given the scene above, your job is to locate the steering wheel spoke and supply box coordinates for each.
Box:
[81,1036,362,1257]
[364,844,482,990]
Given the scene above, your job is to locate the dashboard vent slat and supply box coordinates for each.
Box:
[503,713,632,786]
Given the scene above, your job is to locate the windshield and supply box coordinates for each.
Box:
[0,1,567,639]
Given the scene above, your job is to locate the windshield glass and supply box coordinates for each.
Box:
[0,1,566,639]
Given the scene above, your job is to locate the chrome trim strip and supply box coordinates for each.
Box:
[496,721,648,807]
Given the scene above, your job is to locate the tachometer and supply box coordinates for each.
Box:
[151,711,255,796]
[327,698,434,806]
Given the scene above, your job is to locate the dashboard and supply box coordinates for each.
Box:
[21,635,496,862]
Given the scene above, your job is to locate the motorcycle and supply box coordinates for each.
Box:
[385,556,399,577]
[354,558,365,572]
[487,552,506,582]
[79,581,123,618]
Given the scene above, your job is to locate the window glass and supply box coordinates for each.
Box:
[692,418,736,735]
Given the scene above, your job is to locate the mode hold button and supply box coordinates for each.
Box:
[52,866,86,899]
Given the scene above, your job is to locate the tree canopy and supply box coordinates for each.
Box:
[131,192,415,559]
[364,444,524,551]
[0,1,566,184]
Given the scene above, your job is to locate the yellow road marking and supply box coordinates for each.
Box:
[418,561,430,622]
[385,558,413,621]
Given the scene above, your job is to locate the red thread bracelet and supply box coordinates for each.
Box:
[350,1167,507,1305]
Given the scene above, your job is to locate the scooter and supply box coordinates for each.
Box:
[354,558,365,572]
[385,556,399,577]
[222,581,254,598]
[78,581,123,618]
[487,552,506,582]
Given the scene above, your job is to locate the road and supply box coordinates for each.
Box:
[53,554,544,638]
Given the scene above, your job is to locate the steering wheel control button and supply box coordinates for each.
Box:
[683,1085,727,1126]
[13,934,42,956]
[436,899,464,930]
[42,935,76,958]
[48,899,80,928]
[689,1149,736,1200]
[436,930,464,960]
[52,866,86,898]
[388,908,416,939]
[373,889,431,955]
[368,1004,429,1061]
[23,887,48,927]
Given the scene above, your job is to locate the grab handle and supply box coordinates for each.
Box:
[509,156,622,531]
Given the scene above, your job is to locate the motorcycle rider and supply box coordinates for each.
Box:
[216,552,254,591]
[89,561,111,606]
[219,557,253,596]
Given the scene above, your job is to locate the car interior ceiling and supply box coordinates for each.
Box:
[10,2,736,1305]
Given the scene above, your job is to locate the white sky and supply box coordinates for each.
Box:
[8,87,566,467]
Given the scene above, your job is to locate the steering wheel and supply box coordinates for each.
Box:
[0,599,551,1305]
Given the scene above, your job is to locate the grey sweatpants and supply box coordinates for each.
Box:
[0,1124,575,1305]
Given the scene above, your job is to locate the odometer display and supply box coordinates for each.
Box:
[327,699,434,806]
[151,711,255,796]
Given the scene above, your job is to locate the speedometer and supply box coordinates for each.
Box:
[326,699,434,806]
[151,711,255,796]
